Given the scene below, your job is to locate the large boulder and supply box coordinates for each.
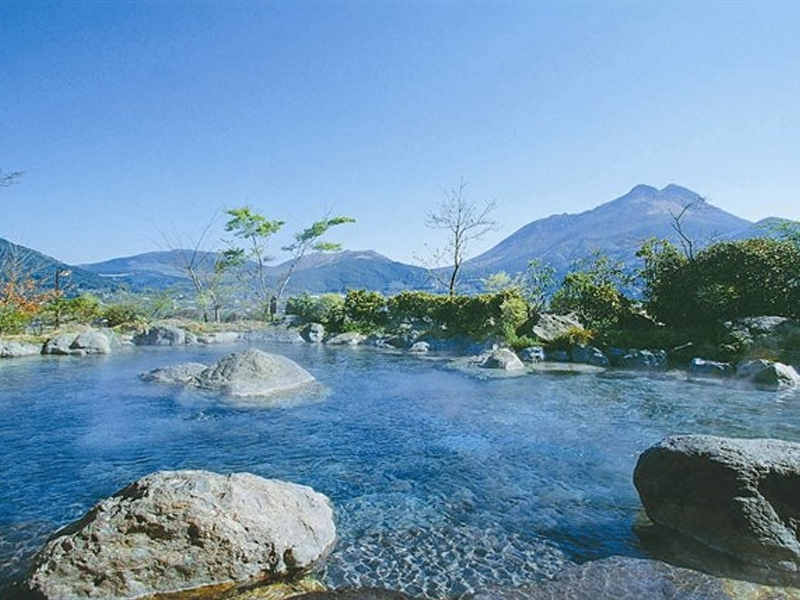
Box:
[528,313,584,343]
[634,435,800,581]
[193,348,316,397]
[725,316,800,364]
[325,332,366,346]
[735,359,800,391]
[132,325,187,346]
[25,470,336,600]
[42,330,118,356]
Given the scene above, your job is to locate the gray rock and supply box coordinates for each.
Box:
[42,333,78,355]
[71,330,114,355]
[302,323,326,343]
[529,313,584,343]
[408,341,430,354]
[132,325,187,346]
[194,331,241,345]
[615,348,668,370]
[688,357,732,378]
[518,346,545,363]
[42,330,118,356]
[0,339,40,358]
[193,348,316,397]
[25,470,336,600]
[325,332,366,346]
[140,362,208,384]
[545,349,571,362]
[634,435,800,581]
[571,344,609,367]
[480,348,525,371]
[725,317,800,365]
[735,359,800,391]
[463,556,734,600]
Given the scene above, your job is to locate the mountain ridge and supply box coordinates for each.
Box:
[2,184,793,296]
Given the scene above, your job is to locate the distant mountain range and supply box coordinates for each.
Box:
[1,184,790,297]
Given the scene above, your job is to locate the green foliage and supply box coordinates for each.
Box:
[46,293,102,325]
[343,289,388,331]
[102,304,144,328]
[517,258,557,316]
[550,251,633,329]
[639,237,800,326]
[285,293,345,328]
[548,326,595,350]
[224,207,285,240]
[0,306,34,334]
[283,216,357,255]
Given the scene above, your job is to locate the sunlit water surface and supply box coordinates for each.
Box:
[2,342,800,597]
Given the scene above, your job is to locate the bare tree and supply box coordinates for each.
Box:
[0,168,24,188]
[160,216,233,323]
[668,196,708,260]
[424,181,497,296]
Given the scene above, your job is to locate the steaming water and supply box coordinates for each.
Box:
[2,342,800,597]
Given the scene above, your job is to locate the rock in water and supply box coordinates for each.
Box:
[634,435,800,581]
[480,348,525,371]
[193,348,316,397]
[25,470,336,600]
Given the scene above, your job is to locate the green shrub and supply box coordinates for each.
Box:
[285,293,344,328]
[343,289,388,331]
[548,326,596,350]
[0,306,34,335]
[102,304,144,328]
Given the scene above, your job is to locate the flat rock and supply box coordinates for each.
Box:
[140,362,208,384]
[0,339,40,358]
[132,325,187,346]
[25,470,336,600]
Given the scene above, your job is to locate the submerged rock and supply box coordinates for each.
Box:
[464,556,743,600]
[25,470,336,600]
[634,435,800,584]
[193,348,316,397]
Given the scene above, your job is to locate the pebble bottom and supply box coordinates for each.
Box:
[323,524,569,599]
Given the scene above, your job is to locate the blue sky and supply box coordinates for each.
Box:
[1,0,799,265]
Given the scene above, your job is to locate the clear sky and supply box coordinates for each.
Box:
[1,0,799,266]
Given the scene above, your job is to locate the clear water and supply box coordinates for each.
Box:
[2,342,800,598]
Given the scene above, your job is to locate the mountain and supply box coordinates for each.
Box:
[461,184,756,281]
[6,183,792,299]
[81,248,432,296]
[80,250,214,292]
[0,237,117,294]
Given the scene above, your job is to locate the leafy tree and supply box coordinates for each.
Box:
[423,181,497,296]
[550,251,633,329]
[224,207,285,312]
[639,237,800,326]
[275,216,355,302]
[517,258,556,317]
